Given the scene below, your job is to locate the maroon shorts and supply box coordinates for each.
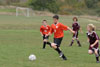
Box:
[89,44,99,50]
[73,31,78,38]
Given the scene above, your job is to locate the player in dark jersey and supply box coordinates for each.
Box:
[87,24,100,63]
[69,17,82,47]
[40,20,51,49]
[49,15,75,60]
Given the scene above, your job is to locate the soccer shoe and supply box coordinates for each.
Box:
[78,45,82,47]
[59,52,67,60]
[96,61,100,63]
[59,52,63,57]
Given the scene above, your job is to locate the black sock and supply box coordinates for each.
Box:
[47,42,51,46]
[55,47,62,54]
[70,40,74,46]
[43,42,46,49]
[96,57,99,61]
[95,53,99,61]
[76,40,81,46]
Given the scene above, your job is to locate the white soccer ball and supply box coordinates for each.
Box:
[29,54,36,61]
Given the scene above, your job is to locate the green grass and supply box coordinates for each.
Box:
[0,15,100,67]
[0,8,16,12]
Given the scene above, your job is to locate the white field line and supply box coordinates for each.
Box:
[88,19,100,23]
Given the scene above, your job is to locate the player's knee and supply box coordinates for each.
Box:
[51,43,56,48]
[88,50,93,55]
[43,39,47,42]
[72,38,75,40]
[76,38,79,40]
[94,49,98,55]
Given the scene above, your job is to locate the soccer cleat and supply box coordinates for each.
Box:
[59,52,67,60]
[62,55,67,60]
[96,61,100,63]
[78,45,82,47]
[59,52,63,58]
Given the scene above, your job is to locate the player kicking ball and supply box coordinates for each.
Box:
[49,15,75,60]
[87,24,100,63]
[40,20,51,49]
[69,17,82,47]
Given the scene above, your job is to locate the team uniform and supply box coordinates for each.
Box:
[69,22,81,46]
[87,31,100,62]
[87,31,99,50]
[72,22,80,38]
[40,25,51,40]
[40,25,51,49]
[50,23,68,47]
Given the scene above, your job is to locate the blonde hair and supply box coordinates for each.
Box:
[87,24,96,31]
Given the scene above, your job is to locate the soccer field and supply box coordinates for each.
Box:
[0,15,100,67]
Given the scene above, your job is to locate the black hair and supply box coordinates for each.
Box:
[53,15,59,19]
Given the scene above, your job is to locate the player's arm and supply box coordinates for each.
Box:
[87,37,90,42]
[40,27,43,36]
[45,26,51,37]
[91,33,99,47]
[67,27,75,34]
[91,40,99,47]
[49,26,54,35]
[60,23,75,34]
[40,32,43,36]
[80,27,83,34]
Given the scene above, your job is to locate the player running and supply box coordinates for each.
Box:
[40,20,51,49]
[69,17,82,47]
[87,24,100,63]
[49,15,75,60]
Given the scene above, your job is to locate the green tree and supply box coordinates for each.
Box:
[29,0,59,13]
[85,0,99,8]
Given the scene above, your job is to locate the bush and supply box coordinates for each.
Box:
[28,0,60,13]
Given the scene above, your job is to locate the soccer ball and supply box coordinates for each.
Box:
[29,54,36,61]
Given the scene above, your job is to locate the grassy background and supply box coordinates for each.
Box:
[0,15,100,67]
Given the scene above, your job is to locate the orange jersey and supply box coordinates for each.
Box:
[50,23,68,38]
[40,25,51,35]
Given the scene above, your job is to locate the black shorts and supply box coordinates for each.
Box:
[73,31,78,38]
[54,37,63,47]
[43,35,49,40]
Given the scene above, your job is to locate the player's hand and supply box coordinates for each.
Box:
[91,44,94,48]
[72,31,75,34]
[45,34,49,37]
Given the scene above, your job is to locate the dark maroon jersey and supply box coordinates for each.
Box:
[87,31,99,48]
[72,22,80,31]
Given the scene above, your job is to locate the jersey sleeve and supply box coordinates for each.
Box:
[93,32,99,40]
[40,26,43,32]
[76,23,80,30]
[50,25,54,34]
[60,23,68,31]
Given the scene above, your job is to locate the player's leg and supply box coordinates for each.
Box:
[69,38,75,46]
[76,32,81,47]
[76,38,81,47]
[43,39,47,49]
[94,49,100,63]
[45,36,51,46]
[51,38,67,60]
[51,43,67,60]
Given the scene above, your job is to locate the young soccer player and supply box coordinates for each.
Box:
[49,15,75,60]
[40,20,51,49]
[87,24,100,63]
[69,17,82,47]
